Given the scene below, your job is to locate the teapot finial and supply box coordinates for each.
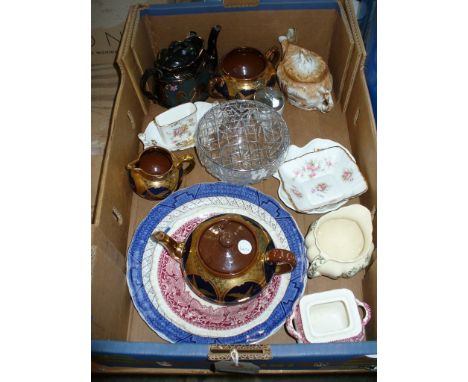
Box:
[279,28,298,58]
[287,28,296,43]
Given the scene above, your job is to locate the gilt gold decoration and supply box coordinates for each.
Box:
[126,146,194,200]
[152,213,296,305]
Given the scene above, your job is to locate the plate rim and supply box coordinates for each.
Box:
[126,182,307,344]
[147,208,288,336]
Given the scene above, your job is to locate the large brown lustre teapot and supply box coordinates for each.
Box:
[152,214,296,305]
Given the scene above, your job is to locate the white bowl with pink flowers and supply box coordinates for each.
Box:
[274,142,367,213]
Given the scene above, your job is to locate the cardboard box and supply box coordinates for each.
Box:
[91,0,377,374]
[91,1,178,65]
[92,24,124,65]
[338,0,368,111]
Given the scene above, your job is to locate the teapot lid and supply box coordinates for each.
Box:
[222,47,266,80]
[281,42,328,83]
[197,216,259,277]
[157,33,204,71]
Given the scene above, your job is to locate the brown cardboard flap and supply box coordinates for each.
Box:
[341,0,366,65]
[93,74,145,253]
[91,225,130,340]
[328,1,354,104]
[345,70,376,214]
[337,0,367,111]
[340,44,361,111]
[117,5,153,116]
[142,9,336,61]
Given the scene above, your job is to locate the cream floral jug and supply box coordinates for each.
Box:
[305,204,374,279]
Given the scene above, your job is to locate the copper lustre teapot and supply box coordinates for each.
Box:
[152,214,296,305]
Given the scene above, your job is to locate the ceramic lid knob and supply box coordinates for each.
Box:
[219,231,235,248]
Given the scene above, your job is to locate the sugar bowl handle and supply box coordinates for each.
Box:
[265,249,296,275]
[355,298,372,327]
[285,309,306,343]
[175,154,195,176]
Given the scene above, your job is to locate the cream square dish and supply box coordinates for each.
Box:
[299,289,362,343]
[278,146,367,212]
[285,288,371,343]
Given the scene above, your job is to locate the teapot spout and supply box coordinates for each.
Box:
[152,231,184,262]
[206,25,222,72]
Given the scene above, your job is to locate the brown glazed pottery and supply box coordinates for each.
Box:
[208,46,280,99]
[152,213,296,305]
[126,146,195,200]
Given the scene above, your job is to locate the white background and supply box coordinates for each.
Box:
[1,0,467,380]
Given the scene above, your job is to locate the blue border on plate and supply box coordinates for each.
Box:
[127,182,307,344]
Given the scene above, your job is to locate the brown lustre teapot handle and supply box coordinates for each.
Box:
[265,46,281,68]
[265,249,297,275]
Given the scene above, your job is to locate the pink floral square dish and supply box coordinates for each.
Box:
[277,146,367,212]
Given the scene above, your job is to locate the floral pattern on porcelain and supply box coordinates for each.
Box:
[290,186,303,198]
[138,102,214,151]
[342,169,354,182]
[312,182,329,194]
[273,139,358,214]
[308,254,327,278]
[172,123,190,138]
[277,146,367,212]
[340,251,373,279]
[292,157,335,180]
[167,84,178,92]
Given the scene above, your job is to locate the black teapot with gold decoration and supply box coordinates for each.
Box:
[141,25,221,108]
